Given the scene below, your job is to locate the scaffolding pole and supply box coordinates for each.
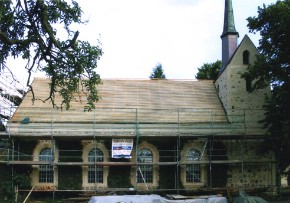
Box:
[1,108,276,194]
[135,108,140,194]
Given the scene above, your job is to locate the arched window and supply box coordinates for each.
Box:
[137,148,153,183]
[88,148,104,183]
[243,50,250,65]
[186,149,201,183]
[39,148,54,183]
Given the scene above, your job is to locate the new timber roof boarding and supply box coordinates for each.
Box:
[10,78,227,125]
[5,78,238,139]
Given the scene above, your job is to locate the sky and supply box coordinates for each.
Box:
[8,0,278,82]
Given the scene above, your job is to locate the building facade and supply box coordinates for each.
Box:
[0,0,276,195]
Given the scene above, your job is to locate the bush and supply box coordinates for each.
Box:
[58,166,82,190]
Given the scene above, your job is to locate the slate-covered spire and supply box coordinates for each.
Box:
[221,0,239,68]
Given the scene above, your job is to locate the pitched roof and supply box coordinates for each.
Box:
[11,78,227,124]
[218,35,258,76]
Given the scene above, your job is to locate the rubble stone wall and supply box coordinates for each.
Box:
[224,140,275,189]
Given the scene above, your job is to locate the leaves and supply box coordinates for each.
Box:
[149,63,166,79]
[195,60,221,80]
[0,0,102,110]
[245,0,290,171]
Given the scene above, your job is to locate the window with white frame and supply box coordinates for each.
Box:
[88,148,104,183]
[39,148,54,183]
[186,149,201,183]
[137,148,153,183]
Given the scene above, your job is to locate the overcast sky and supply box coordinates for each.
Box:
[9,0,277,81]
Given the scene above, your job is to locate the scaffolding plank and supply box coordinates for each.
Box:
[4,159,275,166]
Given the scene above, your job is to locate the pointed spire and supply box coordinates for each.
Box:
[221,0,239,68]
[221,0,239,38]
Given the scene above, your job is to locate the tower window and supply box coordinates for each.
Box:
[243,50,250,65]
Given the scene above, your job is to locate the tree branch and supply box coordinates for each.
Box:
[0,31,36,45]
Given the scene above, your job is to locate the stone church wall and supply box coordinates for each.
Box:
[224,140,275,189]
[215,36,270,127]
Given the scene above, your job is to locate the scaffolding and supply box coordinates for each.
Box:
[0,72,26,151]
[0,106,276,198]
[0,72,26,125]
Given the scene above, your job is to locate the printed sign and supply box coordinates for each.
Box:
[112,139,133,158]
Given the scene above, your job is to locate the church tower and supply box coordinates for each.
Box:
[221,0,239,68]
[216,0,270,125]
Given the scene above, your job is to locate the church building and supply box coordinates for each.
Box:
[0,0,276,195]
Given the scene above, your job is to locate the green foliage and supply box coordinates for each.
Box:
[13,173,31,189]
[0,165,11,200]
[158,166,178,189]
[244,0,290,171]
[149,63,166,79]
[260,92,290,170]
[195,60,221,80]
[0,0,102,110]
[58,166,82,190]
[13,165,32,189]
[157,141,177,189]
[107,164,132,188]
[0,181,13,202]
[152,139,184,189]
[207,141,228,187]
[0,165,31,202]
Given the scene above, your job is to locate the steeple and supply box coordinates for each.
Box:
[221,0,239,68]
[221,0,239,38]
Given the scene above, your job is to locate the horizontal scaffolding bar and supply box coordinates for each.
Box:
[3,160,276,166]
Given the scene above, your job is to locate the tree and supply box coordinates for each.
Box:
[149,63,166,79]
[195,60,221,80]
[0,0,102,110]
[244,0,290,172]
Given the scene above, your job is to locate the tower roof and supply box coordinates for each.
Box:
[221,0,239,38]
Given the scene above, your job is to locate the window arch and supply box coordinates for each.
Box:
[180,141,207,188]
[137,148,153,183]
[130,141,159,189]
[243,50,250,65]
[88,148,104,183]
[186,149,201,183]
[39,148,54,183]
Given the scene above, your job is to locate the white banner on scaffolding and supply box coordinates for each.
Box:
[112,139,133,158]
